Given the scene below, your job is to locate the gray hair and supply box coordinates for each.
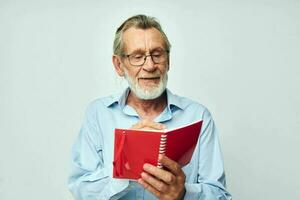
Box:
[113,14,171,56]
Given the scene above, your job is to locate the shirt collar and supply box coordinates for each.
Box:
[166,89,186,110]
[104,87,186,111]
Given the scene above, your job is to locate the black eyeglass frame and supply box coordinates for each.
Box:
[122,50,170,66]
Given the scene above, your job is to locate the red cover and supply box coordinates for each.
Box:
[113,120,203,180]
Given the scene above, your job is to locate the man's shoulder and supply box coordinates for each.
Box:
[169,91,209,113]
[170,91,214,122]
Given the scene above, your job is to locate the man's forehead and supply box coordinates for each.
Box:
[122,27,165,52]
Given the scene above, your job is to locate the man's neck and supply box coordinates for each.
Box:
[126,90,167,121]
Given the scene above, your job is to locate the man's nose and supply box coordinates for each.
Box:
[142,55,156,71]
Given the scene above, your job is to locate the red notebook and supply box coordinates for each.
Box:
[113,120,203,180]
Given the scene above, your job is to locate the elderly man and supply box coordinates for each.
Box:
[68,15,232,200]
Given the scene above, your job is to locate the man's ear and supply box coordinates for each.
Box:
[112,55,125,77]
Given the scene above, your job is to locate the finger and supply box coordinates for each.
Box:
[138,178,162,199]
[131,120,166,130]
[140,120,166,130]
[143,163,175,184]
[131,121,147,129]
[140,172,168,192]
[158,155,183,176]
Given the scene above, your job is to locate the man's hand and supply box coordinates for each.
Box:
[138,155,186,200]
[131,119,166,130]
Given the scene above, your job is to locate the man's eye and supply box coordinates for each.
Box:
[152,54,162,58]
[132,55,143,59]
[132,55,143,60]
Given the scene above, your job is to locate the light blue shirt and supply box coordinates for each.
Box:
[68,88,232,200]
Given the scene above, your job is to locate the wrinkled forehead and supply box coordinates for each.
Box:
[122,27,166,54]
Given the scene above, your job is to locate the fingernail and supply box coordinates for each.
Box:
[143,163,151,170]
[158,154,163,160]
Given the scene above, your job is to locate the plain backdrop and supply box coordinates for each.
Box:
[1,0,299,199]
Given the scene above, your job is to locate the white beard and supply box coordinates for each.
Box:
[124,69,168,100]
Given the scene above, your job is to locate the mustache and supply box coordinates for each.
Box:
[138,73,162,79]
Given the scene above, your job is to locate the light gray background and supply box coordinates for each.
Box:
[0,0,299,199]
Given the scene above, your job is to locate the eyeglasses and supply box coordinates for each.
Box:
[122,50,169,66]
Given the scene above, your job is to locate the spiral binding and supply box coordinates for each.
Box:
[157,133,167,168]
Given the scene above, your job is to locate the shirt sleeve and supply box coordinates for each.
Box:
[183,108,232,200]
[67,103,129,200]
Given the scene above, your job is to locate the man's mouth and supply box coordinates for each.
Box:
[138,77,160,80]
[138,77,161,86]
